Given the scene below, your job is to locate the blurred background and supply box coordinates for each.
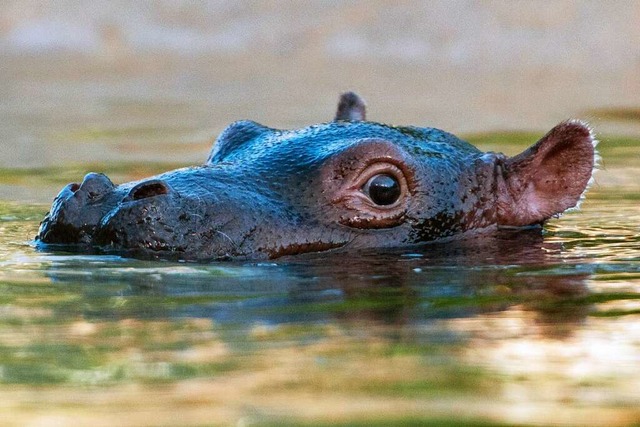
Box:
[0,0,639,200]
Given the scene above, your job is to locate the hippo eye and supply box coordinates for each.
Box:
[362,174,401,206]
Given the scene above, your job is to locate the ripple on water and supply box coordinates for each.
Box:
[0,194,639,426]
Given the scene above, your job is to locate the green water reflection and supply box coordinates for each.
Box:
[0,185,639,426]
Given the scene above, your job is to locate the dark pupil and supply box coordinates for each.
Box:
[366,174,401,206]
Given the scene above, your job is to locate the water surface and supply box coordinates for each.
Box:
[1,181,639,426]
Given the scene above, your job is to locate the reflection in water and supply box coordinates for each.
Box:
[0,200,639,425]
[43,228,587,325]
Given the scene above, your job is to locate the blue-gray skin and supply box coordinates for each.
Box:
[36,92,596,261]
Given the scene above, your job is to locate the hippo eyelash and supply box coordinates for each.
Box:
[353,163,405,189]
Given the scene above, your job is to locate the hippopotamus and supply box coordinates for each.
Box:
[36,92,596,261]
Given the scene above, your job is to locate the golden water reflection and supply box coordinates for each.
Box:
[0,186,639,426]
[451,307,640,424]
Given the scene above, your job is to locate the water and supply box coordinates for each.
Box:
[1,4,640,425]
[0,184,639,426]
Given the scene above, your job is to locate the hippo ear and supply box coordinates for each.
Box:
[496,120,597,227]
[207,120,271,164]
[334,91,366,121]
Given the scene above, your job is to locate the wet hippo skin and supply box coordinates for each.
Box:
[37,92,596,261]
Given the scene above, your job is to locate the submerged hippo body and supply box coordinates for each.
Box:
[37,93,596,261]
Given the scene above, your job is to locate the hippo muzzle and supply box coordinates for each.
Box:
[39,167,283,260]
[37,92,596,261]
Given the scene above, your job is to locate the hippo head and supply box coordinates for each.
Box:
[37,92,596,261]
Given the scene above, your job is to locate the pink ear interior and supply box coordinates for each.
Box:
[497,120,596,227]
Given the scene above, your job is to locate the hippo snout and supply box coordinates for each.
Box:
[38,174,178,247]
[37,170,245,260]
[79,172,115,199]
[38,172,117,245]
[94,185,186,255]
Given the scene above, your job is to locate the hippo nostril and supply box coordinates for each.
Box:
[69,183,80,193]
[79,173,115,199]
[130,181,170,201]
